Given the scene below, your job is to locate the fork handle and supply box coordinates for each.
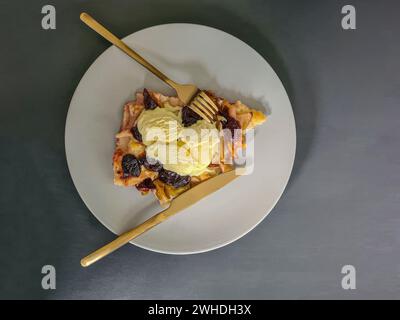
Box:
[80,12,177,89]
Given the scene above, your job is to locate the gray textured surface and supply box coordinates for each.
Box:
[0,0,399,299]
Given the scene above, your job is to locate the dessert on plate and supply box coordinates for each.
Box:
[113,88,266,205]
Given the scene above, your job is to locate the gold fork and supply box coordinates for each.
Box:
[80,13,219,123]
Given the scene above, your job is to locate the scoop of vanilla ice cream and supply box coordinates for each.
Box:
[137,104,182,145]
[137,103,219,176]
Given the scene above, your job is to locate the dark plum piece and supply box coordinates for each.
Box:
[220,109,241,134]
[181,106,202,127]
[122,154,141,177]
[136,178,156,191]
[140,157,163,172]
[158,169,191,188]
[130,125,142,142]
[143,88,158,110]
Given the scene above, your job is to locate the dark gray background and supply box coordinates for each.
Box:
[0,0,399,299]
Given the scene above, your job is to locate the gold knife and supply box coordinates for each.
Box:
[81,169,238,267]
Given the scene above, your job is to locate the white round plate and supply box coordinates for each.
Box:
[66,23,296,254]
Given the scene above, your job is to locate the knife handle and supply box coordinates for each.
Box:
[80,208,174,267]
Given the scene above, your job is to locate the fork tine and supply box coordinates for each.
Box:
[199,92,219,113]
[195,96,216,118]
[188,91,220,124]
[189,103,213,123]
[191,100,213,121]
